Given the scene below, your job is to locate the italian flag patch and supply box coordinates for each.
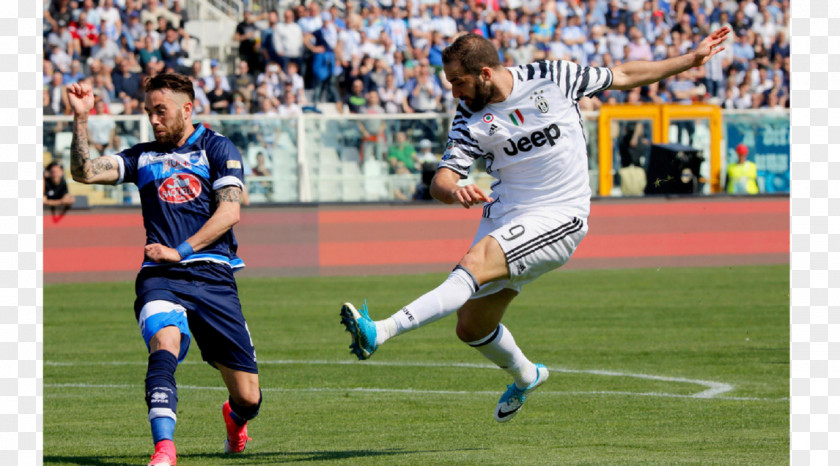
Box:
[509,109,524,126]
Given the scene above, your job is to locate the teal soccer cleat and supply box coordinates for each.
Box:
[494,363,549,422]
[340,302,378,360]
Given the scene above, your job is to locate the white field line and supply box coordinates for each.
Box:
[45,359,784,402]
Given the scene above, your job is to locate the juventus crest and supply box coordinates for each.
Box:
[535,95,549,113]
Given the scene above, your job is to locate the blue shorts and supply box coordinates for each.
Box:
[134,262,258,374]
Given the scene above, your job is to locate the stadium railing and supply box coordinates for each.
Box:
[42,108,790,206]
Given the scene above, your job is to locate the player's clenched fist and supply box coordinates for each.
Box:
[66,81,95,117]
[144,243,181,263]
[453,184,492,209]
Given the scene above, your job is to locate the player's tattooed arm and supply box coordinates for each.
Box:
[179,185,242,255]
[215,185,242,204]
[67,81,120,185]
[69,121,120,185]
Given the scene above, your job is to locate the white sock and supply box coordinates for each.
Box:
[467,324,537,388]
[374,266,479,346]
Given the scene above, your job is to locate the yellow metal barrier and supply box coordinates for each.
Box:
[597,103,722,196]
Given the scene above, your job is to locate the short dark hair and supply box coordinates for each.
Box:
[442,33,502,76]
[143,73,195,102]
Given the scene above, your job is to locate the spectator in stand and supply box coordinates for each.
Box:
[44,161,76,220]
[126,10,145,43]
[97,0,122,30]
[277,90,302,117]
[45,0,73,37]
[72,11,100,57]
[358,91,387,161]
[307,12,340,104]
[88,97,116,154]
[256,62,284,103]
[751,65,773,95]
[48,69,68,115]
[142,19,162,49]
[253,80,280,115]
[730,30,754,72]
[625,25,653,61]
[561,14,588,63]
[407,61,442,113]
[113,59,143,114]
[92,33,121,72]
[63,59,86,85]
[48,19,76,59]
[257,93,280,115]
[91,72,116,107]
[159,27,188,73]
[769,30,789,63]
[273,9,305,73]
[764,73,788,108]
[230,61,256,113]
[384,6,410,52]
[336,13,363,88]
[259,10,282,68]
[606,22,630,61]
[721,84,738,109]
[735,80,752,109]
[138,34,164,73]
[284,61,306,104]
[171,0,189,26]
[142,0,181,29]
[429,31,448,71]
[338,78,367,114]
[186,73,209,115]
[387,131,419,174]
[298,2,323,35]
[379,72,412,114]
[235,10,261,75]
[207,75,233,114]
[605,0,628,29]
[547,28,570,61]
[204,59,231,93]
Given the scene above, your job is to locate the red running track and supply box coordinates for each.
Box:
[44,197,789,284]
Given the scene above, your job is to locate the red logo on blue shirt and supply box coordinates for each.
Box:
[158,173,202,204]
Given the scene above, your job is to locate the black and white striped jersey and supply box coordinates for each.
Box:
[439,60,613,220]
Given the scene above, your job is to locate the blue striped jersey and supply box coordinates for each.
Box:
[111,123,246,270]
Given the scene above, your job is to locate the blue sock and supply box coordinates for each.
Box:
[150,417,176,444]
[145,350,178,444]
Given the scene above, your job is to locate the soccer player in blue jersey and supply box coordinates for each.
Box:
[67,73,261,466]
[341,28,730,422]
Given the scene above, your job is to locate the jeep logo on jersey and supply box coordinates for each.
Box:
[158,173,202,204]
[502,123,561,156]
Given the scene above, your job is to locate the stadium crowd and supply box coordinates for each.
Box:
[44,0,790,118]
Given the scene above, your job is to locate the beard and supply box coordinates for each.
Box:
[154,110,186,146]
[465,78,496,112]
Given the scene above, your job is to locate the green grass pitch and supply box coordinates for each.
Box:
[44,265,789,465]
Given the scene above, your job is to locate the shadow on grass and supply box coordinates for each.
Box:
[45,448,486,464]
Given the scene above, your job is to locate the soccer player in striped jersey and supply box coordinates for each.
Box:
[342,28,730,422]
[67,73,262,465]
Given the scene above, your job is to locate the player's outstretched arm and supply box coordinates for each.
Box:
[145,185,243,263]
[430,167,492,209]
[609,26,730,91]
[66,81,120,185]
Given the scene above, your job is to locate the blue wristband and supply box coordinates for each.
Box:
[175,241,194,259]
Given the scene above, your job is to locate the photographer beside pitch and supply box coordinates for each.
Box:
[341,28,730,422]
[67,73,261,465]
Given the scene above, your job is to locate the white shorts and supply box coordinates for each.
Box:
[470,211,588,299]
